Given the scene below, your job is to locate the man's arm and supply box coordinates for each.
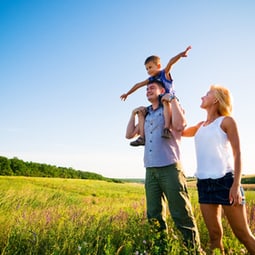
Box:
[171,98,187,132]
[125,108,141,139]
[164,46,192,75]
[162,94,186,132]
[120,79,149,101]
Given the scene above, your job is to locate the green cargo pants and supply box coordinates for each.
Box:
[145,162,201,248]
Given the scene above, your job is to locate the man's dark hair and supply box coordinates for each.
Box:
[148,79,164,89]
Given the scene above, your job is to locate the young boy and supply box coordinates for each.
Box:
[121,46,191,146]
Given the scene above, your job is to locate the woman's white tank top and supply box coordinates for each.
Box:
[194,116,233,179]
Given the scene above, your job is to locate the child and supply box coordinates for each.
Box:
[120,46,191,146]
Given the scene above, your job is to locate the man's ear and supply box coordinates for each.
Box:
[161,87,166,94]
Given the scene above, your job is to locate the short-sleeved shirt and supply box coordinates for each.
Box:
[144,105,181,168]
[148,70,174,94]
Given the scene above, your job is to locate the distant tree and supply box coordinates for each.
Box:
[242,176,255,184]
[10,157,30,176]
[0,156,13,175]
[27,162,41,177]
[0,156,118,182]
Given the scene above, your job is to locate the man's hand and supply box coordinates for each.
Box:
[161,93,172,103]
[133,106,147,116]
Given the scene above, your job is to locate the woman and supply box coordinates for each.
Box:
[182,85,255,254]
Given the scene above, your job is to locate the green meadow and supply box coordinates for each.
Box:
[0,176,254,255]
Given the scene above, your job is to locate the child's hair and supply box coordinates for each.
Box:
[144,55,161,65]
[210,84,233,116]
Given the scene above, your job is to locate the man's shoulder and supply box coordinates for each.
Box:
[146,105,163,113]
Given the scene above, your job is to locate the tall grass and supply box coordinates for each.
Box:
[0,176,254,254]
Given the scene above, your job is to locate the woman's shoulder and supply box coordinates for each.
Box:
[220,116,237,132]
[221,115,235,123]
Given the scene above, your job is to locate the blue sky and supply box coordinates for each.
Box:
[1,0,255,178]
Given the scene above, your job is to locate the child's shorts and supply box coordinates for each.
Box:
[197,172,246,205]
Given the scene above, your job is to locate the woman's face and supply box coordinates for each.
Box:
[200,90,217,109]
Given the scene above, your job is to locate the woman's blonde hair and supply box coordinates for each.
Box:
[210,85,233,116]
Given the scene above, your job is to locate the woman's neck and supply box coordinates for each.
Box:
[204,112,220,126]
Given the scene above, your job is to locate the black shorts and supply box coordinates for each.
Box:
[197,172,246,205]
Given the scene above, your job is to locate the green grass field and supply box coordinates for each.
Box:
[0,176,254,254]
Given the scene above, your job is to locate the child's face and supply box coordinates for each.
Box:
[145,61,161,76]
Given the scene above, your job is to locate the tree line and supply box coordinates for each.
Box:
[0,156,121,182]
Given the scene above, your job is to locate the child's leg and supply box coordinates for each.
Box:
[162,101,172,139]
[162,101,171,130]
[130,109,145,146]
[137,110,145,139]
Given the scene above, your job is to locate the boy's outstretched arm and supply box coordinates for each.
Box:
[164,46,192,75]
[120,78,149,101]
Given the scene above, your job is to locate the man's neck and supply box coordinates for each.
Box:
[151,101,160,110]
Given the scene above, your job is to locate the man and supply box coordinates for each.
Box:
[126,80,202,253]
